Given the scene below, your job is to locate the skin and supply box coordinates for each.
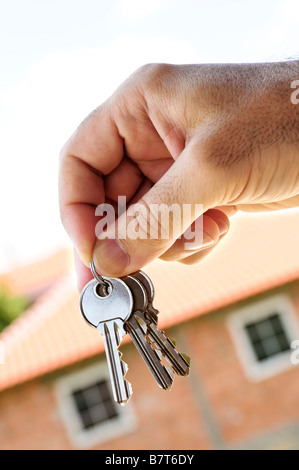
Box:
[59,62,299,290]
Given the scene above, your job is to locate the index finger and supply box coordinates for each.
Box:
[59,103,124,265]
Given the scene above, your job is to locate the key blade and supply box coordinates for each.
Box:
[180,353,191,368]
[135,315,147,335]
[147,323,191,377]
[99,320,132,405]
[125,314,174,391]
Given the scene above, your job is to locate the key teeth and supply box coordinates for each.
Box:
[118,346,133,402]
[181,353,191,368]
[153,345,175,389]
[154,348,163,360]
[142,319,189,381]
[117,358,133,404]
[117,380,133,405]
[165,366,175,388]
[167,351,191,376]
[128,315,174,391]
[172,356,191,376]
[146,333,175,390]
[121,357,128,375]
[147,322,191,377]
[130,308,190,391]
[111,322,133,405]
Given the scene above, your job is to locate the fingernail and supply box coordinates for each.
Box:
[211,214,229,236]
[93,239,130,276]
[184,230,216,251]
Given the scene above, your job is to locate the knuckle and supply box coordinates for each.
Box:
[134,63,177,96]
[136,62,173,78]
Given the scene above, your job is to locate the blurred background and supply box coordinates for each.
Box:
[0,0,299,450]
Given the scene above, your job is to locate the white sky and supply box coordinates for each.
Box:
[0,0,299,272]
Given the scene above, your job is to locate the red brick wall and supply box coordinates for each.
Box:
[0,347,213,450]
[187,283,299,446]
[0,380,70,450]
[0,282,299,450]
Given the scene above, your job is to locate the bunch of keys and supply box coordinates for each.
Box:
[79,260,190,405]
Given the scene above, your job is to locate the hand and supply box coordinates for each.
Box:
[59,62,299,289]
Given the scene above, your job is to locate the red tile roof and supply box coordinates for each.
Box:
[0,248,73,297]
[0,210,299,391]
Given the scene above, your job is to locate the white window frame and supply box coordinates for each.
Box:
[54,361,137,449]
[227,294,299,382]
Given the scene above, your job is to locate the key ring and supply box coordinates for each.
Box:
[90,259,110,288]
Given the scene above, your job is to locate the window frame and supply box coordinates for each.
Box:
[227,294,299,381]
[54,361,137,448]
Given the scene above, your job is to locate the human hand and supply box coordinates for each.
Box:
[59,62,299,289]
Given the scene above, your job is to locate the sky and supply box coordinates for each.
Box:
[0,0,299,272]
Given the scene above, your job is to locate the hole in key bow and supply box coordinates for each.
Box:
[95,281,113,298]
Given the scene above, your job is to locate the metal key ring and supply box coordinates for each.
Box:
[90,259,110,288]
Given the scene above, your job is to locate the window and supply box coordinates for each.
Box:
[72,380,118,430]
[228,295,299,381]
[244,314,291,362]
[55,362,137,448]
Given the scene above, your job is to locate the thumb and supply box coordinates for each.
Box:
[93,144,222,277]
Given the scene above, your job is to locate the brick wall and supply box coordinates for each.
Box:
[186,282,299,447]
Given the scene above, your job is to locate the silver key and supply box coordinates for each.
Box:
[132,271,190,377]
[132,271,159,324]
[123,275,174,391]
[79,277,133,405]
